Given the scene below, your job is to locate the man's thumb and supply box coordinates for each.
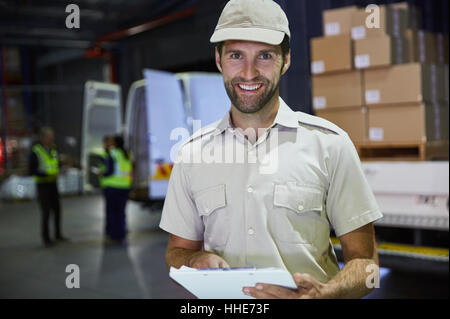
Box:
[293,273,312,289]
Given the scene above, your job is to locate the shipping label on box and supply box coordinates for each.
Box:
[313,97,327,110]
[311,61,325,74]
[325,23,340,36]
[369,127,384,141]
[352,26,366,40]
[355,54,371,69]
[366,90,381,104]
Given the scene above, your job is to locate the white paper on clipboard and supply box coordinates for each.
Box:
[169,266,297,299]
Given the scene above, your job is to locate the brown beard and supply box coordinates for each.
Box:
[224,75,280,114]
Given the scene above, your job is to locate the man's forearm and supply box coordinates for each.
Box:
[324,258,378,299]
[165,247,202,270]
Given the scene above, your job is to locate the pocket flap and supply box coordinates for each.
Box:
[274,183,323,213]
[194,184,227,216]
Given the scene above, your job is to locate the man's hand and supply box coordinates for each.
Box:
[188,251,230,269]
[243,273,332,299]
[166,234,230,270]
[243,223,379,299]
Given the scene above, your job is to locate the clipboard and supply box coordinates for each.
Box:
[169,266,297,299]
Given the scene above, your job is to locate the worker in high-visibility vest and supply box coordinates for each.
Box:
[94,135,114,238]
[29,127,68,247]
[101,135,132,244]
[96,135,114,189]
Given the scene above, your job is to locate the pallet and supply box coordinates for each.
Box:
[355,140,449,162]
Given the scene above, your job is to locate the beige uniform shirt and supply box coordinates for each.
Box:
[160,97,382,282]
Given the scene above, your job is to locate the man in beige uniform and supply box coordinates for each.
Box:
[160,0,383,299]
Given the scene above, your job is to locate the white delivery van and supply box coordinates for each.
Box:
[81,81,122,192]
[124,71,230,202]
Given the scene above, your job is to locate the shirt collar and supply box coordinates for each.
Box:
[215,109,232,135]
[272,97,300,129]
[214,97,298,135]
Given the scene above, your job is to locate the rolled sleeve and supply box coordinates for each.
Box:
[326,134,383,237]
[159,156,204,241]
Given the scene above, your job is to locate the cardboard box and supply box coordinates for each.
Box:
[351,5,407,40]
[436,33,449,65]
[312,71,363,109]
[428,102,449,141]
[423,64,446,103]
[354,35,409,69]
[310,34,352,74]
[323,6,358,36]
[364,63,432,105]
[315,107,367,143]
[392,35,410,63]
[367,103,447,143]
[389,2,423,30]
[405,29,437,64]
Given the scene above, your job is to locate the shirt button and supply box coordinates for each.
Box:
[247,186,254,193]
[297,204,304,211]
[248,228,255,235]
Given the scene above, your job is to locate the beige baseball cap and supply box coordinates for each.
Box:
[210,0,290,45]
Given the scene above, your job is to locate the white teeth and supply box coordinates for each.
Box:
[238,84,261,91]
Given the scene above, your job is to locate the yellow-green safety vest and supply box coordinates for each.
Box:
[102,148,132,189]
[97,149,108,188]
[32,144,59,183]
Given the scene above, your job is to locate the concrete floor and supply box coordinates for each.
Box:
[0,194,194,299]
[0,195,448,299]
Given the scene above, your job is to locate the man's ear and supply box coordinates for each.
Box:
[281,50,291,75]
[215,47,223,73]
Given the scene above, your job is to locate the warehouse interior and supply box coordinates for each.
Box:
[0,0,448,299]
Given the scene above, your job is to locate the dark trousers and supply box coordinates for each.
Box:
[104,187,129,241]
[37,182,61,242]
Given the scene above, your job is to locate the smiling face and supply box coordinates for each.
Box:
[216,40,290,114]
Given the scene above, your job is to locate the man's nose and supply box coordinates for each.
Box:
[240,60,259,80]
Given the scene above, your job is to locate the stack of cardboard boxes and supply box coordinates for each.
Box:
[311,2,449,147]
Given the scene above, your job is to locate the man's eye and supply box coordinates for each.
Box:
[260,53,272,60]
[230,53,241,59]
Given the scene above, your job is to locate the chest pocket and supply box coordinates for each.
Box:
[271,182,330,245]
[193,184,229,249]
